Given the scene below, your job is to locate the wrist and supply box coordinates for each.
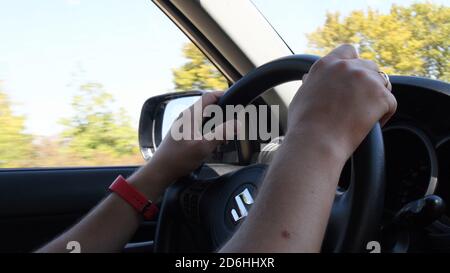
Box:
[127,159,175,201]
[285,124,349,166]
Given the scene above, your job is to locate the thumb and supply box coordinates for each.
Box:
[203,119,243,148]
[328,44,359,59]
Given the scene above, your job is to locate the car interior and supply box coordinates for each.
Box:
[0,0,449,253]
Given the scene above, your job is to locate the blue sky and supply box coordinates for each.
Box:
[0,0,447,136]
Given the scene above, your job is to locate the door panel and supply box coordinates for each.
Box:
[0,166,156,252]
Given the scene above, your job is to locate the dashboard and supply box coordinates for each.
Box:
[382,77,450,217]
[380,76,450,252]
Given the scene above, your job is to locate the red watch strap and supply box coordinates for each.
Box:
[109,175,158,220]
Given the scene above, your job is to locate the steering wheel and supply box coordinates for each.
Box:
[154,54,386,253]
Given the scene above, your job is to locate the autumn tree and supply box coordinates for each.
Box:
[173,43,228,90]
[0,82,33,168]
[60,83,142,165]
[307,3,449,81]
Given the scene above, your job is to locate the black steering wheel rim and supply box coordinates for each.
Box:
[154,54,386,253]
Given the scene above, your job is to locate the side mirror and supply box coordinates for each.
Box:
[138,91,202,160]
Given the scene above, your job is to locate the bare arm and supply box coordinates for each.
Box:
[221,128,346,252]
[36,161,175,253]
[36,92,226,253]
[221,45,396,252]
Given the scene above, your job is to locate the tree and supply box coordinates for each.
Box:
[307,3,449,82]
[60,83,142,165]
[0,82,33,168]
[173,43,228,90]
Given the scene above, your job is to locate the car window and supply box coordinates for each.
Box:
[253,0,449,82]
[0,0,227,168]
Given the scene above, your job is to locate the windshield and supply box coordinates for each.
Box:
[252,0,449,82]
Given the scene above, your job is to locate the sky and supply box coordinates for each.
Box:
[0,0,448,136]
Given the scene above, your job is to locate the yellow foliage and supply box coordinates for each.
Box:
[173,43,228,91]
[307,3,449,82]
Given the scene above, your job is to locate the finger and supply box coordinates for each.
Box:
[351,58,379,72]
[363,70,396,126]
[186,91,224,116]
[328,44,359,59]
[185,91,224,130]
[380,72,392,92]
[386,78,392,92]
[372,70,392,92]
[366,69,392,92]
[351,59,391,91]
[203,119,243,146]
[201,91,224,108]
[363,61,392,92]
[380,92,397,127]
[178,92,221,115]
[302,73,309,83]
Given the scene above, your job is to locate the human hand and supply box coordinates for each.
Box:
[151,91,235,181]
[287,44,397,160]
[129,91,238,199]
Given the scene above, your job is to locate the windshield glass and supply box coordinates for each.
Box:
[252,0,449,82]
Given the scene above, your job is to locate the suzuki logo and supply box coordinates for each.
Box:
[231,188,254,222]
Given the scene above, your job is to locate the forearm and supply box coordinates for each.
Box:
[220,127,347,252]
[36,193,141,253]
[36,160,173,253]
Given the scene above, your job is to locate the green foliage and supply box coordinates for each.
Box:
[0,83,33,167]
[60,83,139,161]
[307,3,450,82]
[173,43,228,90]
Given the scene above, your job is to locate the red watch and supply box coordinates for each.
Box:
[109,175,159,221]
